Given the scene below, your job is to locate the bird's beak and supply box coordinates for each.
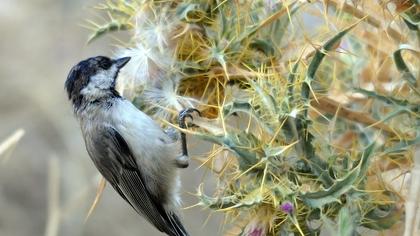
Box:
[113,57,131,69]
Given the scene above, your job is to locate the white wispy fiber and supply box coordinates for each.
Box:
[116,42,173,99]
[134,5,179,53]
[115,4,199,117]
[115,5,176,96]
[143,77,200,120]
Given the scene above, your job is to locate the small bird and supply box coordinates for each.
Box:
[65,56,195,236]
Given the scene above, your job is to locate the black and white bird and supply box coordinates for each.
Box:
[65,56,196,236]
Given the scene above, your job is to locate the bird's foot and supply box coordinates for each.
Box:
[177,108,201,168]
[178,108,201,129]
[175,155,189,168]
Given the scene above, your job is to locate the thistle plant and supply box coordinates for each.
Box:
[87,0,419,235]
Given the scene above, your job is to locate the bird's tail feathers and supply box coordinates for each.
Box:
[164,211,189,236]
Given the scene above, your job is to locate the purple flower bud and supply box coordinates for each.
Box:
[280,201,294,214]
[249,228,264,236]
[243,217,268,236]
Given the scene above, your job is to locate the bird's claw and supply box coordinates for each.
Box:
[178,108,201,128]
[175,155,189,168]
[177,108,201,168]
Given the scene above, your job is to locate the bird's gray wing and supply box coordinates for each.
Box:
[85,125,188,236]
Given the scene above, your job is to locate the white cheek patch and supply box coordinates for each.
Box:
[81,65,118,98]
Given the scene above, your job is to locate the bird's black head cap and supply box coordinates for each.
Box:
[65,56,130,110]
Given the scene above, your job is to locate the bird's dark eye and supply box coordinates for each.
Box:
[98,59,112,70]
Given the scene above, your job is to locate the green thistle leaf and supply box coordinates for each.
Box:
[393,44,419,87]
[300,142,376,208]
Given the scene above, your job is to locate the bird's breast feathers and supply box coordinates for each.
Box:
[80,98,178,179]
[110,99,177,168]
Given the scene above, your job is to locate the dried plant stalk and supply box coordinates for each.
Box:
[0,129,25,163]
[44,157,61,236]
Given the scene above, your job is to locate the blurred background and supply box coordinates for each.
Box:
[0,0,220,235]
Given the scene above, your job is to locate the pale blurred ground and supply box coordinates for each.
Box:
[0,0,221,235]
